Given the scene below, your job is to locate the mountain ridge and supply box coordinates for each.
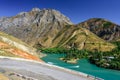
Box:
[0,8,73,47]
[0,8,116,51]
[78,18,120,41]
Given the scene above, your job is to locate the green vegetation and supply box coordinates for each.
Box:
[62,48,89,63]
[41,41,120,70]
[40,47,68,54]
[89,41,120,70]
[40,47,89,63]
[103,22,112,28]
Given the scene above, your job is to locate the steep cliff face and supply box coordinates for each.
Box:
[0,8,73,47]
[79,18,120,41]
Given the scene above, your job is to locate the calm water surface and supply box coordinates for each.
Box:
[41,54,120,80]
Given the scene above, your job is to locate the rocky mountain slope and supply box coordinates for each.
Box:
[79,18,120,41]
[0,31,43,62]
[0,8,72,47]
[0,8,115,51]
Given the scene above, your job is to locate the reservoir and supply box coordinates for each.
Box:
[42,54,120,80]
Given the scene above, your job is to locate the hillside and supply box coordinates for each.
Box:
[0,31,43,62]
[79,18,120,41]
[51,25,115,51]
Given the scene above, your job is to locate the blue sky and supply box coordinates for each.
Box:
[0,0,120,24]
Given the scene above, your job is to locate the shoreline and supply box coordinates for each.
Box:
[0,56,104,80]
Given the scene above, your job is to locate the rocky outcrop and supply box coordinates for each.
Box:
[79,18,120,41]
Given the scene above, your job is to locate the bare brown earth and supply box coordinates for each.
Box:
[0,41,44,62]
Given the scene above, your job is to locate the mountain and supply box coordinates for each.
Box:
[0,31,43,62]
[0,8,115,51]
[78,18,120,41]
[51,25,115,51]
[0,8,72,47]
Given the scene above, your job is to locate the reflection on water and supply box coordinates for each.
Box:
[47,62,54,65]
[42,53,120,80]
[69,65,80,68]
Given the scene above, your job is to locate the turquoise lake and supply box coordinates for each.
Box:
[41,54,120,80]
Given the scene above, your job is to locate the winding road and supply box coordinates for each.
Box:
[0,57,91,80]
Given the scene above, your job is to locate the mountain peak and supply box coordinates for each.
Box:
[31,8,41,12]
[0,8,73,47]
[82,18,111,23]
[18,12,27,15]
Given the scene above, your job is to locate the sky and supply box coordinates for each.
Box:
[0,0,120,24]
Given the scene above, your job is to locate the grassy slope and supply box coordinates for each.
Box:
[51,25,115,51]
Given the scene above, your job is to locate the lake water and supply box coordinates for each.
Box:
[41,54,120,80]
